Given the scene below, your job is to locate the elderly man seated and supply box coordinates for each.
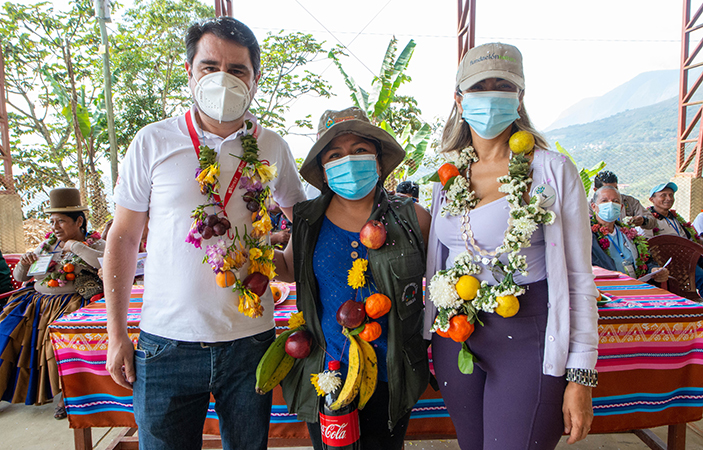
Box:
[640,182,700,240]
[591,186,668,283]
[593,170,655,228]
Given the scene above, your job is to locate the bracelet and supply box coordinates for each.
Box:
[565,368,598,387]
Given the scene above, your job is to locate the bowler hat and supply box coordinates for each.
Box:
[44,187,89,213]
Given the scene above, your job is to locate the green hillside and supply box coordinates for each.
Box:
[545,96,678,203]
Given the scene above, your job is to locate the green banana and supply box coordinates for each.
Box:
[330,335,363,410]
[356,336,378,410]
[257,353,295,394]
[255,328,296,394]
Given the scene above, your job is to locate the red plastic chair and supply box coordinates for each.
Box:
[648,235,703,301]
[0,254,28,304]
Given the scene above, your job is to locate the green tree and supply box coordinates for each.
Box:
[252,30,343,134]
[110,0,213,153]
[1,0,109,224]
[332,37,429,188]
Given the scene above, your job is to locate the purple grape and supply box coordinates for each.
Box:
[247,201,260,212]
[219,218,231,230]
[204,214,219,228]
[242,191,257,203]
[213,223,226,236]
[201,226,214,240]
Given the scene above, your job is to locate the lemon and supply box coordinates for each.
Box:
[495,295,520,318]
[455,275,480,300]
[509,131,535,154]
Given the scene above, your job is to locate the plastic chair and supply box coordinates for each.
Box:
[0,254,28,305]
[648,235,703,301]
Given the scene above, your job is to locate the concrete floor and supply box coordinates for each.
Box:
[2,400,703,449]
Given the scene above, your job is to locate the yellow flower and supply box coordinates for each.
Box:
[264,248,275,260]
[259,262,277,279]
[257,163,278,183]
[288,311,306,330]
[222,255,236,271]
[233,249,248,270]
[204,164,219,185]
[252,212,273,238]
[347,258,368,289]
[238,290,263,318]
[248,259,261,275]
[250,248,263,260]
[311,373,325,396]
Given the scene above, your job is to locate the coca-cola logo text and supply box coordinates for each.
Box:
[321,422,348,440]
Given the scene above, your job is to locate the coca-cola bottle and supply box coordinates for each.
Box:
[319,360,361,449]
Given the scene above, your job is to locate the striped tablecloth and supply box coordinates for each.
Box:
[50,272,703,439]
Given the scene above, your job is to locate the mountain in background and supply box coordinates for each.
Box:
[545,95,678,203]
[545,70,679,131]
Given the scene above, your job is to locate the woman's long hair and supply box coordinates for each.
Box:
[440,95,549,154]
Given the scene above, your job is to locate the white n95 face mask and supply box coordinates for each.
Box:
[192,72,252,123]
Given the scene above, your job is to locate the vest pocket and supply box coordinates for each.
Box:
[389,252,424,320]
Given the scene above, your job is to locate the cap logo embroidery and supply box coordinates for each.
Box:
[470,53,517,65]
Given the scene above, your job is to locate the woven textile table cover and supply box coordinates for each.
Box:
[49,271,703,438]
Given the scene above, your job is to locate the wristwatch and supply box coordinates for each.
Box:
[566,368,598,387]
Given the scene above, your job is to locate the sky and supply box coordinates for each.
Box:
[3,0,684,159]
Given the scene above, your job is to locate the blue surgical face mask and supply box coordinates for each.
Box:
[460,91,521,139]
[597,202,622,223]
[324,154,379,200]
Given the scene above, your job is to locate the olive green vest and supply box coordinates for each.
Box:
[280,188,429,429]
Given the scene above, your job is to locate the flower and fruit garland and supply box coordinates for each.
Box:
[308,220,389,410]
[591,216,650,278]
[428,131,555,374]
[185,120,278,319]
[41,231,101,287]
[648,207,702,243]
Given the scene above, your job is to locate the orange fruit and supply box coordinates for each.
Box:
[358,321,382,342]
[435,328,450,339]
[65,273,76,281]
[447,315,474,343]
[365,293,391,319]
[47,279,59,287]
[271,285,282,302]
[216,270,236,288]
[63,263,75,273]
[438,163,460,186]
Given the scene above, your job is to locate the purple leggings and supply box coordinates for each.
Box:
[431,280,567,450]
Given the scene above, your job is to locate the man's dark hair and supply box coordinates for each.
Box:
[594,170,618,189]
[397,181,419,199]
[185,17,260,75]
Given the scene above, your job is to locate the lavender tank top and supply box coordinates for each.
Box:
[435,196,547,285]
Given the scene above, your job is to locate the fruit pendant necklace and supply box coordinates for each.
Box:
[427,131,556,374]
[183,111,279,319]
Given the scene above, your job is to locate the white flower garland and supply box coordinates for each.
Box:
[429,146,556,332]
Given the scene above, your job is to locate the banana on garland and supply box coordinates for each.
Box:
[255,329,296,395]
[356,336,378,410]
[329,334,379,411]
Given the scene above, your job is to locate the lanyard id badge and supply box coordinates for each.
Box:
[622,261,636,279]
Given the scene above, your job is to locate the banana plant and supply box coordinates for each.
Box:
[555,141,606,196]
[380,120,432,180]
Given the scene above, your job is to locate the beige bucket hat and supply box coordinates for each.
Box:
[299,107,405,191]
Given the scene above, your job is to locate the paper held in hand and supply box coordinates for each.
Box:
[97,253,148,276]
[27,255,53,276]
[637,257,672,283]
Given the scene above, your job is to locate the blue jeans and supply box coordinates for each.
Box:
[133,329,275,450]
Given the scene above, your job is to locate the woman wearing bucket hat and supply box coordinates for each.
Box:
[424,43,599,448]
[275,107,431,449]
[0,187,105,418]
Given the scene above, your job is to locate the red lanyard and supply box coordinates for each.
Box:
[185,111,257,209]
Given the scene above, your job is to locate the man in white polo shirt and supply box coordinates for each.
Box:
[104,17,306,450]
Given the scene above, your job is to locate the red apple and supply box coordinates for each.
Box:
[336,299,366,329]
[243,272,269,297]
[359,220,386,249]
[285,330,313,359]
